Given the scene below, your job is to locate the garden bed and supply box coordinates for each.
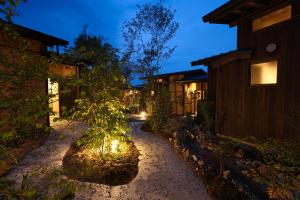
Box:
[63,140,139,186]
[145,117,300,200]
[0,130,50,176]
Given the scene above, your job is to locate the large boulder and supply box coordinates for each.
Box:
[62,141,139,186]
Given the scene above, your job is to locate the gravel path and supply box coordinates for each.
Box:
[6,121,210,200]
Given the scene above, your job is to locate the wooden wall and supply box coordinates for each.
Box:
[215,2,300,140]
[168,75,184,115]
[0,31,49,127]
[208,66,217,101]
[167,75,208,116]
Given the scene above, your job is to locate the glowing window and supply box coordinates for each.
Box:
[251,60,278,85]
[252,5,291,32]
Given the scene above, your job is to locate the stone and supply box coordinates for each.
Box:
[223,170,231,179]
[197,160,204,166]
[192,155,198,162]
[238,186,245,193]
[172,132,177,138]
[234,149,244,159]
[183,149,190,160]
[63,141,139,186]
[258,165,269,176]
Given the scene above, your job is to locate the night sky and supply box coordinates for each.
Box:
[14,0,236,82]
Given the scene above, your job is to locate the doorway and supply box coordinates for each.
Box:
[48,79,59,125]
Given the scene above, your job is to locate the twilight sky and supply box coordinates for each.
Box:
[14,0,236,75]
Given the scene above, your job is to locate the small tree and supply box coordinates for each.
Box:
[122,1,178,127]
[122,1,179,78]
[63,27,129,154]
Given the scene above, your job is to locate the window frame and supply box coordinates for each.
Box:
[248,57,280,88]
[250,3,292,32]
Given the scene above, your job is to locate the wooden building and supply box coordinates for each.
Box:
[192,0,300,140]
[121,85,142,113]
[155,69,208,116]
[0,21,78,126]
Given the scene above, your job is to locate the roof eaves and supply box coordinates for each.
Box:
[0,20,69,46]
[191,50,252,68]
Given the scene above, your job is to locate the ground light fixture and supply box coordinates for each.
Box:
[111,140,119,153]
[139,111,147,120]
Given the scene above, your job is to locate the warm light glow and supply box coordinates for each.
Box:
[129,90,133,95]
[186,83,197,95]
[251,60,278,85]
[48,79,60,124]
[252,5,291,31]
[140,111,147,118]
[151,90,155,96]
[111,140,119,153]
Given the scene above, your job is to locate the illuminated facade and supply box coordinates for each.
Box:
[154,69,208,116]
[192,0,300,139]
[0,21,78,126]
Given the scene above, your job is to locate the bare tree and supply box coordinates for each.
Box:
[122,1,179,81]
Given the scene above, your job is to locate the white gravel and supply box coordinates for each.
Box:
[6,121,211,200]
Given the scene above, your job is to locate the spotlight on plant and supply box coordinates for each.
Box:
[111,140,119,153]
[139,111,147,120]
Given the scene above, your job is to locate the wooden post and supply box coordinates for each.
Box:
[175,75,178,115]
[201,81,204,100]
[56,45,60,55]
[182,84,185,115]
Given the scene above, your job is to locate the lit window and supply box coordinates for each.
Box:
[252,5,291,32]
[251,60,278,85]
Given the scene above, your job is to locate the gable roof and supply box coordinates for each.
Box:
[0,20,68,46]
[191,50,252,68]
[176,74,208,83]
[154,69,207,78]
[203,0,288,26]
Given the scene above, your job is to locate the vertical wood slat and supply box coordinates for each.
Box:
[213,4,300,140]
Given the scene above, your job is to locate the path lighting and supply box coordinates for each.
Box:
[140,111,147,118]
[111,140,119,153]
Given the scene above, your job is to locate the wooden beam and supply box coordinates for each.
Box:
[211,51,252,69]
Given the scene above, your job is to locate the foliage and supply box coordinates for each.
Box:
[63,27,130,155]
[258,139,300,174]
[219,136,300,200]
[256,139,300,200]
[0,1,57,149]
[0,169,77,200]
[147,84,173,134]
[0,0,27,21]
[195,101,215,132]
[122,1,179,78]
[70,95,129,154]
[122,89,141,113]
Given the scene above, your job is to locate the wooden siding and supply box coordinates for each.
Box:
[215,3,300,140]
[163,74,208,116]
[0,31,49,127]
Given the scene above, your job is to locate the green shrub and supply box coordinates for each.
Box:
[146,85,172,134]
[195,101,215,132]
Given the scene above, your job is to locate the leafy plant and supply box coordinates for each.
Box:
[62,27,130,155]
[196,101,215,132]
[146,84,174,136]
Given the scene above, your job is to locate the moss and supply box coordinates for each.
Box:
[62,141,139,186]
